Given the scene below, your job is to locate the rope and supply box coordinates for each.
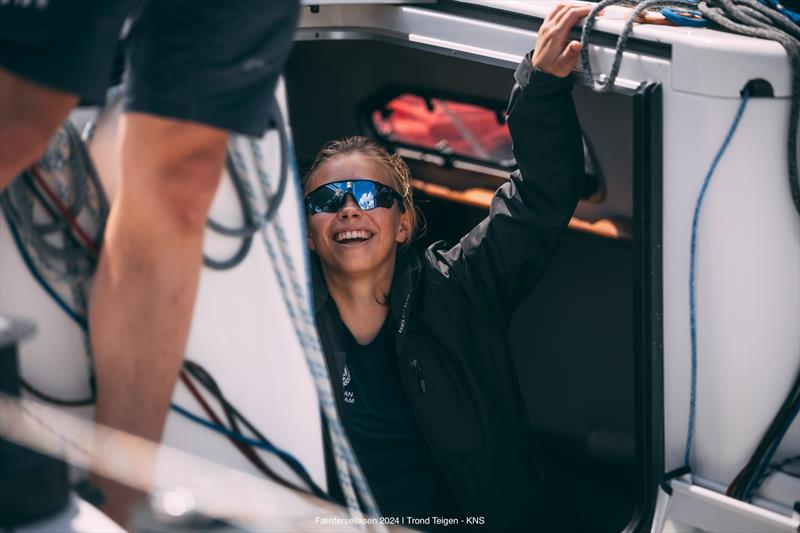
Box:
[169,403,317,478]
[184,359,330,498]
[748,453,800,496]
[686,90,750,466]
[580,1,800,215]
[726,368,800,499]
[1,120,105,405]
[684,0,800,491]
[580,0,699,92]
[2,122,106,282]
[203,98,289,271]
[697,0,800,216]
[230,135,382,522]
[177,367,320,496]
[578,0,800,483]
[79,87,286,272]
[742,401,800,500]
[4,99,375,517]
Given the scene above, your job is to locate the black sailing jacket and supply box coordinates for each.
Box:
[312,54,586,531]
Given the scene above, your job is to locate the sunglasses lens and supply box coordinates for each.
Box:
[306,180,402,214]
[352,181,378,210]
[376,187,399,210]
[307,183,345,214]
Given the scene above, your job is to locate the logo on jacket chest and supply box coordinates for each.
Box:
[343,365,355,404]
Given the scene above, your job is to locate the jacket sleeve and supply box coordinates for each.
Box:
[427,52,585,325]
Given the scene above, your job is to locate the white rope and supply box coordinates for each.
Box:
[229,133,382,524]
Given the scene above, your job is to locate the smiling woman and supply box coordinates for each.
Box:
[301,4,594,531]
[303,145,412,294]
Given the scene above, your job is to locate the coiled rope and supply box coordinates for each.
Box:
[580,0,699,92]
[698,0,800,216]
[580,0,799,217]
[203,98,290,271]
[1,120,107,406]
[81,88,289,272]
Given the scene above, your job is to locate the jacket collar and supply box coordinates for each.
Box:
[388,245,421,340]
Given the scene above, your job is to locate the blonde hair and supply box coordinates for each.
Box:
[303,136,420,240]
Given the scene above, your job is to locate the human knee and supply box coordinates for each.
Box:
[147,147,226,232]
[0,69,78,189]
[118,113,228,232]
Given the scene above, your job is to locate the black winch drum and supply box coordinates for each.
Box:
[0,314,69,527]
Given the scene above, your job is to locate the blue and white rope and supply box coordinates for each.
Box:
[230,133,380,521]
[685,91,750,466]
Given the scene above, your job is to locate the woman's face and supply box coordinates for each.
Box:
[305,153,410,278]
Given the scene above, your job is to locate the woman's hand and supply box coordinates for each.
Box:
[531,3,594,78]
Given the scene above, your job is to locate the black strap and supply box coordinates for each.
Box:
[660,465,692,496]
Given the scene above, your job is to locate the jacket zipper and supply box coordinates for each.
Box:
[394,267,466,512]
[397,267,427,395]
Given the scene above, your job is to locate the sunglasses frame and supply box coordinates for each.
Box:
[304,179,406,215]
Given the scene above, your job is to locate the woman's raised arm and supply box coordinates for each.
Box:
[427,4,591,325]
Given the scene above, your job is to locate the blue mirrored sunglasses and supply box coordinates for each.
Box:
[304,179,406,215]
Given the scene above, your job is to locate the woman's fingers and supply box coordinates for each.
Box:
[553,5,593,41]
[533,4,593,77]
[556,40,583,72]
[542,3,573,39]
[548,2,571,24]
[552,2,585,28]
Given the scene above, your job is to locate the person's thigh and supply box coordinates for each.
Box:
[0,0,135,184]
[0,0,135,104]
[124,0,300,138]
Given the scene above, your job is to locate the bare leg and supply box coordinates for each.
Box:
[89,112,227,522]
[0,68,77,188]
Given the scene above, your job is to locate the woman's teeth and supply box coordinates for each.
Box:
[334,230,373,243]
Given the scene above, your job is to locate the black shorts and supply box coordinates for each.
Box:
[0,0,299,137]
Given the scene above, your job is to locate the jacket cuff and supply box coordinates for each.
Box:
[514,51,573,97]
